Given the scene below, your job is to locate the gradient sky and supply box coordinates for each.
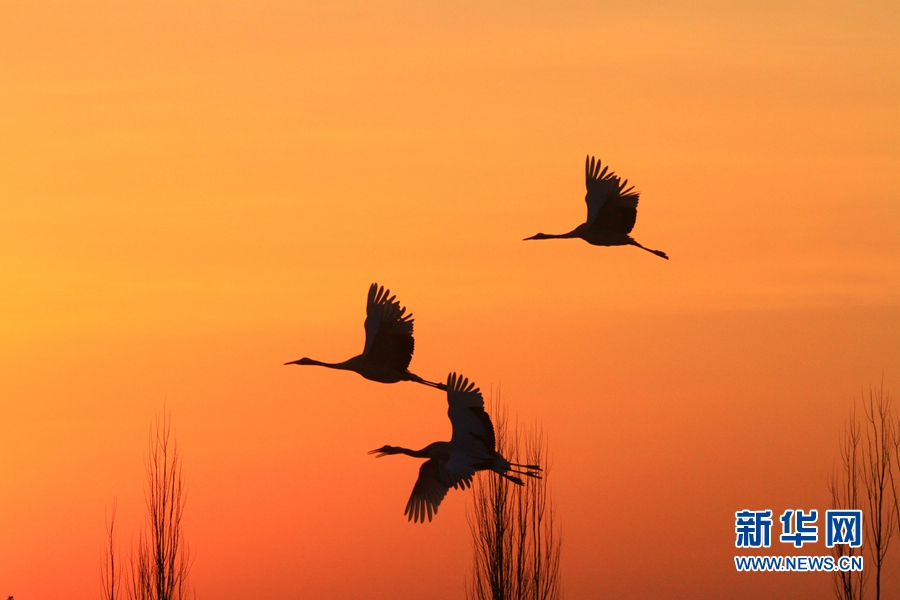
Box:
[1,1,898,598]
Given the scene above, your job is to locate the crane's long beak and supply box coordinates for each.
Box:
[284,359,301,365]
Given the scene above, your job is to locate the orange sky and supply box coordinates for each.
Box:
[1,1,898,598]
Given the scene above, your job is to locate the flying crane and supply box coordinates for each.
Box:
[285,283,442,388]
[370,372,541,522]
[524,155,669,259]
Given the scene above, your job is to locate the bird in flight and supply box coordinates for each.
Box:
[285,283,442,388]
[369,372,541,523]
[524,155,668,259]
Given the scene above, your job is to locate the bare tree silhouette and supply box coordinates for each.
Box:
[862,384,897,600]
[101,499,121,600]
[468,395,561,600]
[830,403,866,600]
[127,412,193,600]
[831,384,898,600]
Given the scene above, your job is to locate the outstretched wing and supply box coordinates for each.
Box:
[362,283,415,371]
[441,452,478,489]
[404,458,450,523]
[584,155,620,228]
[446,372,495,454]
[587,171,641,234]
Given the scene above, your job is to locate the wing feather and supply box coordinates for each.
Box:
[441,452,479,488]
[587,173,641,234]
[404,458,450,523]
[362,283,416,370]
[446,373,495,453]
[584,155,619,227]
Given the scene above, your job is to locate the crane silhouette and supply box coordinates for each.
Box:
[370,372,541,523]
[524,155,669,259]
[285,283,442,388]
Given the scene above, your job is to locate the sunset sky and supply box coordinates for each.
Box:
[1,1,898,598]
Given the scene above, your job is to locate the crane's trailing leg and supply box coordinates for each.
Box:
[409,375,447,390]
[509,469,542,479]
[509,461,542,471]
[507,461,542,478]
[499,472,525,485]
[631,240,669,260]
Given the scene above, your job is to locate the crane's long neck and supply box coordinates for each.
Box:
[284,356,361,370]
[373,441,451,459]
[524,228,581,241]
[401,446,430,458]
[307,358,349,369]
[381,446,431,458]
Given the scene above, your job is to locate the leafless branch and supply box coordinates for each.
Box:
[829,403,866,600]
[468,392,562,600]
[101,499,120,600]
[125,411,194,600]
[861,383,897,600]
